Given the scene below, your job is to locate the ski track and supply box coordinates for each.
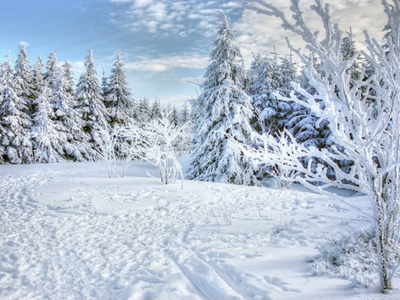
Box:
[0,163,383,299]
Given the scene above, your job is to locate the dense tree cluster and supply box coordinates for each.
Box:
[0,47,191,164]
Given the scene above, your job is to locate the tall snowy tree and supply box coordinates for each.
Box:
[62,60,75,99]
[75,50,109,151]
[104,53,136,127]
[14,43,35,114]
[0,55,33,164]
[247,53,296,134]
[44,52,93,161]
[31,86,65,163]
[188,14,258,185]
[31,55,44,101]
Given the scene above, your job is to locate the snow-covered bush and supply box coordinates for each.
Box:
[141,112,184,187]
[309,227,400,288]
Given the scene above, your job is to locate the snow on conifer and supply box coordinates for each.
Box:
[14,43,35,114]
[105,53,136,127]
[31,55,44,102]
[0,55,33,164]
[43,52,93,161]
[31,86,65,163]
[188,14,258,185]
[75,50,109,151]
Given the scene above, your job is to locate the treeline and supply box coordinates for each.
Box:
[188,14,366,186]
[0,45,191,164]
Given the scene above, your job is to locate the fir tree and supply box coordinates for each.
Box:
[44,52,92,161]
[0,56,33,164]
[32,55,44,101]
[104,53,136,127]
[137,97,151,124]
[14,43,35,114]
[75,50,109,149]
[62,60,75,98]
[31,86,65,163]
[188,14,258,185]
[247,53,281,133]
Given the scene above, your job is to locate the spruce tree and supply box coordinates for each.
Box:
[0,56,33,164]
[104,53,136,127]
[247,53,281,133]
[188,14,258,185]
[44,52,92,161]
[14,43,35,114]
[75,50,109,150]
[31,86,65,163]
[32,55,44,102]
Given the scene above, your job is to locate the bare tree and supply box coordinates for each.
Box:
[243,0,400,291]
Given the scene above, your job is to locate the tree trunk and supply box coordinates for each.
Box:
[374,192,392,291]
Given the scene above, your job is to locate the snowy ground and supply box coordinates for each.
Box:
[0,159,399,299]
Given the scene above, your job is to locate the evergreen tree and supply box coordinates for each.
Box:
[247,53,296,134]
[169,105,179,126]
[188,14,258,185]
[44,52,92,161]
[101,69,109,98]
[62,60,75,98]
[32,55,44,101]
[14,43,35,114]
[75,50,109,147]
[31,86,65,163]
[150,99,161,120]
[0,56,33,164]
[137,97,151,124]
[179,101,191,126]
[247,53,281,133]
[104,53,136,127]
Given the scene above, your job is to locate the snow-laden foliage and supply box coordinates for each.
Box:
[141,112,185,187]
[104,53,136,128]
[31,55,44,103]
[14,43,35,113]
[31,86,65,163]
[44,52,93,161]
[244,0,400,291]
[0,56,33,164]
[75,50,109,153]
[309,226,400,288]
[247,53,296,135]
[188,14,258,186]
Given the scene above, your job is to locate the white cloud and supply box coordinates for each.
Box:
[108,0,239,37]
[125,54,209,72]
[234,0,387,66]
[69,60,86,76]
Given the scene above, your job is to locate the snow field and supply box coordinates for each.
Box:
[0,161,399,299]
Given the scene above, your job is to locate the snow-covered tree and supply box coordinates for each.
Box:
[62,60,75,98]
[244,0,400,291]
[44,52,92,161]
[150,99,162,120]
[31,86,65,163]
[31,55,44,101]
[14,43,35,113]
[75,50,109,150]
[142,111,185,187]
[247,52,297,134]
[188,14,258,185]
[137,97,151,124]
[0,56,33,164]
[105,53,136,127]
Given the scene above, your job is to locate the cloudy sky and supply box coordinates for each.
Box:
[0,0,388,106]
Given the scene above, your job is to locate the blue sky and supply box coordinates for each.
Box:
[0,0,387,106]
